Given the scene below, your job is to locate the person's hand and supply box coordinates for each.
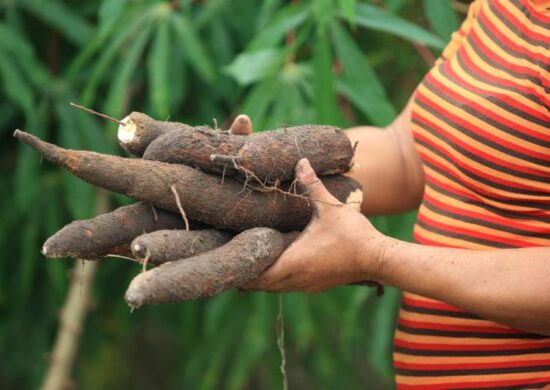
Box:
[242,158,389,293]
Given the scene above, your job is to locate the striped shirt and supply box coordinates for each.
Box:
[394,0,550,388]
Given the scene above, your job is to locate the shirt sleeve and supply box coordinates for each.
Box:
[435,0,484,65]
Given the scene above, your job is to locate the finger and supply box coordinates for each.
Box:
[240,278,261,291]
[239,259,291,291]
[239,273,290,292]
[262,278,299,292]
[296,158,341,213]
[229,114,252,135]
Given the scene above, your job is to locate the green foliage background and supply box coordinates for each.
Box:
[0,1,462,389]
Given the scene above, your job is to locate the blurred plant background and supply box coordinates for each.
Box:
[0,0,465,389]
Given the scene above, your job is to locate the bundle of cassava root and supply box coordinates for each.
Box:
[15,111,378,308]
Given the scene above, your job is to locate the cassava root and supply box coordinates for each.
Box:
[14,130,362,232]
[143,123,353,183]
[125,228,299,307]
[42,202,184,260]
[117,112,253,157]
[131,229,233,265]
[117,112,193,157]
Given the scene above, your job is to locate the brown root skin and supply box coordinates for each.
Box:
[117,112,193,157]
[42,202,184,260]
[131,229,233,265]
[15,130,362,232]
[144,126,243,174]
[125,228,299,307]
[143,123,353,183]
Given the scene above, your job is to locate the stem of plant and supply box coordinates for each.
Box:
[277,294,288,390]
[69,102,126,126]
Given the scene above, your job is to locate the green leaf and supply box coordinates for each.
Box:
[330,22,396,125]
[195,0,231,28]
[225,48,286,86]
[80,7,154,105]
[312,32,344,125]
[313,0,334,32]
[247,3,309,51]
[171,13,216,83]
[19,0,93,46]
[13,101,47,212]
[367,288,401,380]
[14,147,40,212]
[72,105,114,155]
[98,0,127,41]
[18,210,40,301]
[256,0,284,31]
[43,190,67,296]
[204,293,234,337]
[148,21,171,119]
[0,56,34,116]
[226,295,271,389]
[340,287,373,351]
[267,80,308,128]
[337,0,356,26]
[0,24,34,57]
[167,25,188,113]
[386,0,407,12]
[387,210,418,241]
[352,3,445,49]
[56,103,95,219]
[0,102,17,134]
[241,80,277,129]
[204,20,233,103]
[285,294,315,352]
[423,0,459,41]
[103,22,153,118]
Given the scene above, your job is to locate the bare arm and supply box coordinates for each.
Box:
[379,241,550,335]
[346,100,425,215]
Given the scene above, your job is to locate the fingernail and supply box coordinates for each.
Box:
[238,114,249,124]
[296,158,312,177]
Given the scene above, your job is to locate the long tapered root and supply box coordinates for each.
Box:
[15,130,362,232]
[14,129,76,168]
[125,228,298,308]
[42,202,184,260]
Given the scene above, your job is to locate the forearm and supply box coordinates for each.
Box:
[376,239,550,335]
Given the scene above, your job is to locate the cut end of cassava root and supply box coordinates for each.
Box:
[132,244,144,258]
[41,244,51,257]
[117,112,194,157]
[117,115,135,143]
[345,188,363,212]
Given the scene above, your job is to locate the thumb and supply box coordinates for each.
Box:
[229,114,252,136]
[296,158,341,213]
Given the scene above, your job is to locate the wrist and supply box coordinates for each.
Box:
[376,237,413,287]
[356,231,396,284]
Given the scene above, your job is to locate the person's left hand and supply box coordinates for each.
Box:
[242,158,389,293]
